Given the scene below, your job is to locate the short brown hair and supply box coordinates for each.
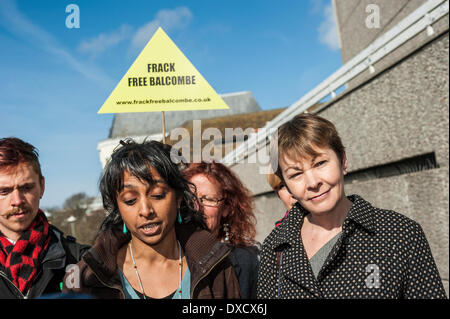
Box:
[266,173,283,191]
[276,113,345,178]
[0,137,43,181]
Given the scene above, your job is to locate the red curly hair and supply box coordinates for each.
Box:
[182,162,256,246]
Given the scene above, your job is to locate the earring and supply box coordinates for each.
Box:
[123,223,127,234]
[223,223,230,243]
[177,211,182,224]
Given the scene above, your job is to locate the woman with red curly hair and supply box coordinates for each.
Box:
[182,161,259,299]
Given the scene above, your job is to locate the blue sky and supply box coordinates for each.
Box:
[0,0,342,209]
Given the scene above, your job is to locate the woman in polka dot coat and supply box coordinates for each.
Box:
[257,113,447,299]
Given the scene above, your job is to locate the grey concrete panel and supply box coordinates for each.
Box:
[229,162,274,196]
[443,280,449,298]
[347,15,449,89]
[319,34,449,172]
[253,192,287,244]
[334,0,449,89]
[336,0,427,64]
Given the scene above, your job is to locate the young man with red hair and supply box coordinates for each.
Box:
[0,137,88,298]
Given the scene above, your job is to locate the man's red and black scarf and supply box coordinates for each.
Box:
[0,210,51,294]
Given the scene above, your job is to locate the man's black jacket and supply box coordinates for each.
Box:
[0,225,90,299]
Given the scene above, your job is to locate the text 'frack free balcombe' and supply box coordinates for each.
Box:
[128,63,196,87]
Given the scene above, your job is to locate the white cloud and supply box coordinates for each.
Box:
[0,0,114,88]
[309,0,325,15]
[318,2,340,51]
[78,24,133,57]
[75,6,193,59]
[130,6,193,53]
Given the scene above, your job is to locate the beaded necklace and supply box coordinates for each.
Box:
[128,240,183,299]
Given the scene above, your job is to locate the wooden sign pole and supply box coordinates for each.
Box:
[161,111,166,144]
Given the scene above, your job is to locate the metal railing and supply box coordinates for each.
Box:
[221,0,449,166]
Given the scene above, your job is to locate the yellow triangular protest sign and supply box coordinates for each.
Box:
[98,27,229,113]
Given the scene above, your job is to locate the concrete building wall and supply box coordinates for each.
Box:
[230,32,449,295]
[335,0,427,63]
[334,0,449,89]
[229,160,286,243]
[324,34,449,172]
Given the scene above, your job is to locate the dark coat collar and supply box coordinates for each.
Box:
[41,226,68,269]
[271,194,377,250]
[81,228,128,288]
[345,194,377,233]
[268,195,378,297]
[82,223,231,289]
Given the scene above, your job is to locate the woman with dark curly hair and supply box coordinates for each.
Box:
[63,140,241,299]
[182,161,259,299]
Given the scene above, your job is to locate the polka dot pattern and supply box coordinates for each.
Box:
[256,195,447,299]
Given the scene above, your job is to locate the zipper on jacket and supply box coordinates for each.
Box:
[191,250,231,298]
[0,270,26,299]
[27,268,47,299]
